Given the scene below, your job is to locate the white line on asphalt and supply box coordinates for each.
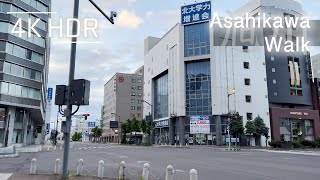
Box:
[242,154,252,156]
[137,161,149,164]
[120,156,128,158]
[107,153,115,155]
[175,169,186,173]
[93,147,96,149]
[282,157,295,160]
[0,173,13,180]
[78,148,82,150]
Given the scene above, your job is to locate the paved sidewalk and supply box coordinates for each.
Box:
[7,174,115,180]
[251,148,320,156]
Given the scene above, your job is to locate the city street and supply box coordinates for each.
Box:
[0,142,320,180]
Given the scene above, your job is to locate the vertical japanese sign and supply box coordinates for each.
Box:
[181,1,212,25]
[47,87,53,101]
[190,116,210,134]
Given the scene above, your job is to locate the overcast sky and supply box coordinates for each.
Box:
[48,0,320,123]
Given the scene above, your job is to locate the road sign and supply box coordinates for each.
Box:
[190,116,210,134]
[48,88,53,101]
[226,138,239,143]
[181,1,212,25]
[88,122,96,128]
[110,121,119,128]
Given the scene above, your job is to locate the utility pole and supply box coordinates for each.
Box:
[61,0,116,178]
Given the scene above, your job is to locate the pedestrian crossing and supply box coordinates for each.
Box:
[0,173,12,180]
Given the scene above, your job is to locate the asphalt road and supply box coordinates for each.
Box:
[1,142,320,180]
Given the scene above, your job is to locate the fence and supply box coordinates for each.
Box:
[29,158,198,180]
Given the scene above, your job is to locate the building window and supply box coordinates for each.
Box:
[243,46,248,52]
[272,68,276,73]
[247,113,253,120]
[244,78,250,86]
[137,100,141,104]
[131,99,135,103]
[245,95,252,103]
[137,79,142,83]
[271,56,275,61]
[154,73,169,119]
[137,113,141,118]
[273,79,277,84]
[244,62,249,69]
[131,92,136,96]
[184,22,210,57]
[131,85,135,90]
[138,86,142,90]
[274,91,278,96]
[130,113,135,117]
[185,60,212,116]
[131,79,136,83]
[137,93,142,97]
[288,56,302,96]
[131,106,135,110]
[137,106,142,111]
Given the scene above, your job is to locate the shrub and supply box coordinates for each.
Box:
[292,140,303,148]
[301,140,316,148]
[268,140,281,148]
[315,138,320,148]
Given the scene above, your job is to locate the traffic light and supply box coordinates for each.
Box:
[83,114,90,120]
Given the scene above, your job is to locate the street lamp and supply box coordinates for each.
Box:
[111,113,120,144]
[227,87,236,150]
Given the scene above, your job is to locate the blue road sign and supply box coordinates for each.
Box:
[88,122,96,128]
[48,88,53,101]
[181,1,212,25]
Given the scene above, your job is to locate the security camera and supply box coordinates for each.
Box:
[111,11,117,18]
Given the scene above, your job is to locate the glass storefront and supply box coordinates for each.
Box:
[280,118,314,141]
[153,73,169,119]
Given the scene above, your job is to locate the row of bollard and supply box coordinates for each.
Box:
[30,158,198,180]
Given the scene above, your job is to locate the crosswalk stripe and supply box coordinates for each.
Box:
[0,173,13,180]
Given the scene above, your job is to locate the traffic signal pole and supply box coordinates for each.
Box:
[62,0,79,178]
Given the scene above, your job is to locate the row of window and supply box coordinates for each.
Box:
[130,113,141,118]
[0,2,47,30]
[0,82,41,100]
[0,21,45,47]
[131,85,142,90]
[21,0,49,12]
[4,41,44,64]
[3,62,42,81]
[131,79,142,83]
[131,106,142,111]
[131,92,142,97]
[131,99,142,104]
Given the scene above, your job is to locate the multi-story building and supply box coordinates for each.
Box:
[312,54,320,78]
[0,0,51,147]
[233,0,320,143]
[102,66,144,143]
[144,0,320,146]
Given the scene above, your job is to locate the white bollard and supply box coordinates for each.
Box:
[180,143,182,147]
[60,145,63,150]
[142,163,150,180]
[54,158,61,174]
[47,146,50,151]
[97,160,104,178]
[30,158,37,174]
[165,165,174,180]
[39,146,42,152]
[118,161,126,180]
[54,145,57,151]
[186,143,188,147]
[189,169,198,180]
[174,143,176,147]
[76,159,84,176]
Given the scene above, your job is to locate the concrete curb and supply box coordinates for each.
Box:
[0,153,19,158]
[249,149,320,156]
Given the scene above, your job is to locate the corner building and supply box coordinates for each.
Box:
[0,0,51,147]
[144,6,270,146]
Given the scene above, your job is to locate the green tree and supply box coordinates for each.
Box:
[132,118,141,132]
[91,126,102,142]
[245,120,256,146]
[230,114,244,137]
[262,126,270,147]
[141,120,149,134]
[121,122,128,143]
[253,116,268,146]
[72,132,82,141]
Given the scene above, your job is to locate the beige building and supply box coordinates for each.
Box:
[102,66,144,143]
[312,54,320,78]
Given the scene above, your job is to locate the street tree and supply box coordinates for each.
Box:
[262,126,270,147]
[245,120,256,146]
[230,113,244,147]
[253,116,268,146]
[91,126,102,142]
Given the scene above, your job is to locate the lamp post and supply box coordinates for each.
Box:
[227,88,236,150]
[142,100,153,144]
[61,0,116,178]
[111,113,120,144]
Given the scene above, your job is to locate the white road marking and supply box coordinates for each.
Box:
[120,156,128,158]
[107,153,115,155]
[78,148,82,150]
[93,147,96,149]
[137,161,149,164]
[283,157,295,160]
[242,154,252,156]
[0,173,13,180]
[175,169,186,173]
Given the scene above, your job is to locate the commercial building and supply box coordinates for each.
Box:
[233,0,319,142]
[312,54,320,78]
[144,0,320,146]
[102,66,144,143]
[72,118,100,142]
[0,0,51,147]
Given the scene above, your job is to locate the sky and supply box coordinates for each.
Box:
[48,0,320,123]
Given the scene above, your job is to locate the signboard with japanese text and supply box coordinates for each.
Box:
[88,122,96,128]
[47,88,53,101]
[181,1,211,25]
[155,119,169,128]
[190,115,210,134]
